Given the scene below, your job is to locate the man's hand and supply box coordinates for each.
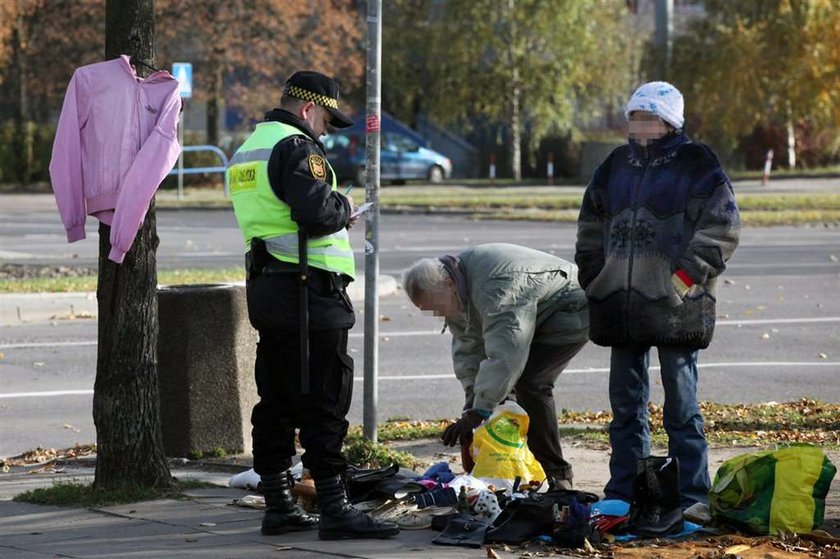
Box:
[442,409,485,447]
[345,193,360,228]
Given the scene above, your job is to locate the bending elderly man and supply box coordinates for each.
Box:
[403,243,589,489]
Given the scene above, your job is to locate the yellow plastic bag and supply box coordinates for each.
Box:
[470,401,545,490]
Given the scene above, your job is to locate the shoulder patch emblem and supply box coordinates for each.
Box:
[308,154,327,180]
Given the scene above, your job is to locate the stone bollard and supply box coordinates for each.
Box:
[157,283,257,458]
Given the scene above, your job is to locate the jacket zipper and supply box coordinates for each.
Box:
[134,86,142,152]
[626,146,648,341]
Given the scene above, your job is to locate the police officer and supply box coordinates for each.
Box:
[227,71,399,540]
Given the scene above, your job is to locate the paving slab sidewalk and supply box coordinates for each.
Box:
[1,441,838,559]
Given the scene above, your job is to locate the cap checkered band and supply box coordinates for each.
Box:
[285,85,339,109]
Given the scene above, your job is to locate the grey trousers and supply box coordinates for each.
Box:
[514,341,586,481]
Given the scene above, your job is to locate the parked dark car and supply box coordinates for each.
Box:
[324,124,452,185]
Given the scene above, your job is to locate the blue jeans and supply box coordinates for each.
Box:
[604,346,710,507]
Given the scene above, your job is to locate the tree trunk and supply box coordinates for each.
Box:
[13,0,34,184]
[95,0,171,490]
[206,60,223,146]
[786,102,796,170]
[206,2,226,147]
[509,72,522,182]
[507,0,522,181]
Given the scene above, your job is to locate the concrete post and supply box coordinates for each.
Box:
[157,284,257,458]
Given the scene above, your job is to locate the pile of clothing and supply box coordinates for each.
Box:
[229,445,837,550]
[228,459,694,548]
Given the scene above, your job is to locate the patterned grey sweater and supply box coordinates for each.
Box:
[575,132,740,349]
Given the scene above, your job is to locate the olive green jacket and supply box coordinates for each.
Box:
[443,243,589,413]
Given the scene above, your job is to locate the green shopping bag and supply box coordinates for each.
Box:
[709,444,836,535]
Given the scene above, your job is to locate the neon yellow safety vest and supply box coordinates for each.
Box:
[226,121,355,279]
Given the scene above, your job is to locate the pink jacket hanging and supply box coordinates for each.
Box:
[49,55,182,264]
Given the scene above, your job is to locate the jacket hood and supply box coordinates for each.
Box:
[263,108,324,151]
[629,130,688,159]
[118,54,175,83]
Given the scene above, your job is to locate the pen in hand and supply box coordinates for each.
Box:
[344,184,353,195]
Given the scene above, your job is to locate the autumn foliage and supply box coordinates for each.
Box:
[0,0,364,172]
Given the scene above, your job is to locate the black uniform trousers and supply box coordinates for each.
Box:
[246,253,355,481]
[251,326,354,480]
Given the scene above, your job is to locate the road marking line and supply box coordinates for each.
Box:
[0,390,93,399]
[0,341,98,349]
[717,317,840,325]
[348,330,442,339]
[347,317,840,338]
[352,361,840,380]
[3,317,840,349]
[5,361,836,398]
[727,262,840,269]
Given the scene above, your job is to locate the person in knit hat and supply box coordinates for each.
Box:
[574,81,740,508]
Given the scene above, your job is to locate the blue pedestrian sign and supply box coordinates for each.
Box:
[172,62,192,98]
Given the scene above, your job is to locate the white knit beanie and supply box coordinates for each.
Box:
[624,81,684,130]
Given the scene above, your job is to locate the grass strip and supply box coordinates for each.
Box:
[342,436,423,470]
[557,398,840,448]
[0,267,245,294]
[380,191,840,210]
[13,479,220,507]
[155,188,840,226]
[479,208,840,226]
[349,399,840,452]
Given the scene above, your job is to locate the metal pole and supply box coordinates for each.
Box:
[363,0,382,442]
[654,0,673,80]
[177,100,185,201]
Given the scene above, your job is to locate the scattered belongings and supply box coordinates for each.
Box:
[223,443,837,555]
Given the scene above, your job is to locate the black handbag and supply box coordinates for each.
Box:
[485,490,599,544]
[432,514,492,548]
[344,463,399,502]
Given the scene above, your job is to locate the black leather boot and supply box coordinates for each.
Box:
[260,472,319,535]
[627,456,684,537]
[315,475,400,540]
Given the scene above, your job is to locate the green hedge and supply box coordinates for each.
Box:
[0,121,56,183]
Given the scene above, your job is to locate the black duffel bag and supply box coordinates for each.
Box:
[485,490,599,544]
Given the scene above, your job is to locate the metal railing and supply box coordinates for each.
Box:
[168,145,230,199]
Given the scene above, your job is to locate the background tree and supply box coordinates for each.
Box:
[669,0,840,168]
[381,0,434,129]
[0,0,102,183]
[384,0,633,180]
[156,0,364,146]
[95,0,171,490]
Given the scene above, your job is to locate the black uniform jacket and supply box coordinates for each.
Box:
[264,109,352,237]
[246,109,355,332]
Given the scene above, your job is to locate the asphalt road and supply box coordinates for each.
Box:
[2,196,840,458]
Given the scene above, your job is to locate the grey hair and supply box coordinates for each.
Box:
[402,258,450,303]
